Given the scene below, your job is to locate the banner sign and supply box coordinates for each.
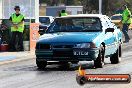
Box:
[30,23,39,50]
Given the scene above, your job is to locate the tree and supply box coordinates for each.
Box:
[39,0,132,15]
[64,0,74,5]
[124,0,132,11]
[39,0,51,6]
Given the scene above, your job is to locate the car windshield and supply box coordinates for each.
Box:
[46,17,102,33]
[111,16,122,20]
[39,17,50,25]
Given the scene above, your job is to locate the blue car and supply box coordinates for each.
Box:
[36,14,122,69]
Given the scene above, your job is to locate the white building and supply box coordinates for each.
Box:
[46,6,83,17]
[0,0,2,19]
[0,0,39,22]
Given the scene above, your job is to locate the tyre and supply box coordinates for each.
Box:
[119,44,122,57]
[94,45,105,68]
[110,45,121,64]
[36,59,47,69]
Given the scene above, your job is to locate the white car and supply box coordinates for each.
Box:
[39,16,54,27]
[39,16,54,35]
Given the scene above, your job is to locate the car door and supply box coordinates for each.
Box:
[101,16,116,56]
[106,16,119,54]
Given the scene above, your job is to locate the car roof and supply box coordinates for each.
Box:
[56,14,106,18]
[112,14,122,16]
[39,16,54,18]
[39,16,54,22]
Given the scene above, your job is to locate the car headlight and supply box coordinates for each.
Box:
[75,43,96,48]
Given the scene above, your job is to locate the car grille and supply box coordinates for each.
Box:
[36,44,75,50]
[52,45,74,48]
[36,44,74,58]
[39,44,50,49]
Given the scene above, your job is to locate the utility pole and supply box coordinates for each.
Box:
[35,0,39,23]
[99,0,102,14]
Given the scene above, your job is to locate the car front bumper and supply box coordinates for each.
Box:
[36,48,99,61]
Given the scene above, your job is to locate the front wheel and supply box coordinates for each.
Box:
[110,45,121,64]
[94,46,105,68]
[119,44,122,57]
[36,59,47,69]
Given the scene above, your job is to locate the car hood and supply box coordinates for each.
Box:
[38,32,101,44]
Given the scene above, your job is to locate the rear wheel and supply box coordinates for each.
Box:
[36,59,47,69]
[110,45,121,64]
[119,44,122,57]
[94,45,105,68]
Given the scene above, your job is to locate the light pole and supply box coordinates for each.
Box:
[99,0,102,14]
[35,0,39,23]
[2,0,4,19]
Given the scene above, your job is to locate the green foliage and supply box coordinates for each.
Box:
[40,0,132,15]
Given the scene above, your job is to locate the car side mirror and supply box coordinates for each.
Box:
[38,26,48,35]
[105,28,114,33]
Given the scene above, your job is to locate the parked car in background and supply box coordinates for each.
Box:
[111,14,132,30]
[39,16,54,35]
[36,14,122,69]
